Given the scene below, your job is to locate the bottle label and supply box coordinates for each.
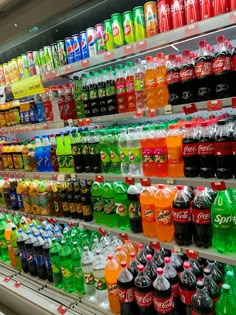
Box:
[129,201,141,220]
[156,207,172,226]
[10,191,18,209]
[167,71,180,84]
[212,56,231,74]
[110,149,121,163]
[172,283,180,298]
[153,295,174,313]
[116,202,128,217]
[92,198,104,212]
[142,148,154,163]
[107,283,118,297]
[146,79,156,87]
[214,142,232,156]
[182,143,198,156]
[44,258,51,269]
[180,68,195,81]
[179,288,196,305]
[19,250,26,260]
[118,287,135,303]
[153,147,168,163]
[120,148,129,162]
[126,81,135,92]
[82,204,92,216]
[142,204,155,222]
[69,202,77,213]
[232,141,236,155]
[232,55,236,71]
[34,254,44,266]
[73,266,83,279]
[90,143,100,155]
[172,208,191,223]
[134,79,145,91]
[106,85,116,97]
[104,199,116,215]
[98,87,106,98]
[0,239,7,249]
[57,155,66,168]
[212,213,232,229]
[128,148,141,163]
[135,291,153,307]
[61,267,73,278]
[168,147,182,164]
[89,89,98,100]
[52,262,60,273]
[115,82,126,94]
[195,61,212,78]
[95,276,107,290]
[65,155,74,168]
[84,272,95,285]
[82,144,89,155]
[100,150,111,162]
[192,208,211,224]
[76,203,83,215]
[62,201,69,212]
[198,142,214,155]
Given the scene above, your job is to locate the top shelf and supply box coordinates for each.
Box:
[40,11,236,81]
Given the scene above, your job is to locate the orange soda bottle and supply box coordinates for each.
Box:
[155,53,169,107]
[140,179,157,237]
[154,184,174,242]
[153,124,168,177]
[104,254,121,314]
[166,124,184,178]
[122,240,136,257]
[4,219,16,266]
[114,246,129,265]
[145,56,157,109]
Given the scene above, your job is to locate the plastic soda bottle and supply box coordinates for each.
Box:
[140,179,157,237]
[63,132,74,173]
[17,229,28,272]
[134,58,146,111]
[118,128,129,176]
[115,246,129,265]
[5,219,16,266]
[216,284,236,314]
[155,52,169,108]
[153,124,168,177]
[49,238,62,288]
[10,226,21,270]
[114,182,130,230]
[145,56,157,109]
[100,130,112,173]
[59,240,74,292]
[115,64,127,113]
[55,133,65,173]
[43,235,53,282]
[25,231,37,276]
[127,179,143,233]
[102,182,116,227]
[127,127,142,176]
[91,176,104,224]
[33,233,46,280]
[125,61,136,112]
[109,129,121,174]
[0,218,8,261]
[81,246,96,301]
[71,241,85,295]
[105,254,120,314]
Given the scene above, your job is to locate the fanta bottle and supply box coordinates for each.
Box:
[145,56,157,109]
[115,64,127,113]
[114,246,129,265]
[4,219,16,266]
[125,62,136,112]
[140,179,157,237]
[154,184,174,242]
[166,123,184,178]
[153,124,168,177]
[155,53,169,107]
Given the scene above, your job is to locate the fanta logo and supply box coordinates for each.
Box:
[112,25,120,37]
[124,24,131,35]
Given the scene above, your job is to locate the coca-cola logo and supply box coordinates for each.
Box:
[214,142,232,156]
[172,208,191,223]
[118,288,134,303]
[195,62,212,77]
[135,292,153,307]
[167,71,180,84]
[180,69,194,81]
[171,0,184,13]
[198,143,214,155]
[158,3,171,13]
[192,209,211,224]
[212,57,231,73]
[153,296,174,312]
[183,144,198,156]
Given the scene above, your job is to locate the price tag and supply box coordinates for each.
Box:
[57,174,65,182]
[125,177,135,185]
[43,123,48,130]
[3,277,10,283]
[123,44,134,55]
[119,233,128,241]
[232,97,236,108]
[77,119,84,127]
[150,241,160,250]
[34,173,40,180]
[229,11,236,23]
[65,65,73,73]
[99,227,106,236]
[186,249,198,260]
[19,172,25,179]
[133,110,144,118]
[164,105,172,115]
[12,75,45,99]
[57,305,67,315]
[140,178,151,186]
[81,59,90,68]
[183,103,198,115]
[104,51,114,61]
[166,178,174,185]
[136,39,147,51]
[9,127,15,134]
[51,174,57,181]
[79,222,84,229]
[84,118,91,126]
[173,245,181,253]
[211,181,226,191]
[95,175,104,182]
[14,281,21,288]
[30,125,36,131]
[146,108,157,118]
[184,23,199,37]
[207,100,222,111]
[44,70,57,81]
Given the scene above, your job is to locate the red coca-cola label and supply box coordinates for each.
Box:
[172,283,180,298]
[157,0,172,33]
[212,56,231,74]
[192,208,211,224]
[232,141,236,155]
[153,295,174,313]
[192,311,214,315]
[179,288,196,305]
[214,142,232,156]
[171,0,185,28]
[182,143,198,156]
[167,71,180,84]
[118,288,135,303]
[184,0,200,24]
[134,291,153,307]
[172,208,191,223]
[199,0,213,19]
[180,68,195,81]
[198,142,214,155]
[213,0,230,15]
[195,61,212,78]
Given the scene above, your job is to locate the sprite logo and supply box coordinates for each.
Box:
[213,214,232,228]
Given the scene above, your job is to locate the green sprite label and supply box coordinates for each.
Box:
[110,149,121,162]
[92,198,104,212]
[95,277,107,290]
[128,148,141,163]
[100,150,111,162]
[129,201,141,220]
[116,202,128,217]
[84,272,95,285]
[120,148,129,162]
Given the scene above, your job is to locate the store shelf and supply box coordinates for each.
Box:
[40,11,236,78]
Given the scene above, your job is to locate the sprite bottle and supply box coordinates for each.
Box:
[49,238,62,288]
[0,218,8,261]
[216,284,236,314]
[59,240,74,293]
[72,241,85,295]
[91,177,104,224]
[114,182,130,230]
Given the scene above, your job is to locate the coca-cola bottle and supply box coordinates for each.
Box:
[213,35,231,99]
[137,243,147,266]
[128,252,139,279]
[180,50,196,103]
[117,261,138,315]
[232,125,236,177]
[144,254,157,282]
[214,119,233,179]
[172,185,192,246]
[202,267,220,304]
[134,264,154,315]
[231,46,236,97]
[166,54,181,105]
[188,257,203,280]
[179,261,196,315]
[182,122,199,177]
[198,121,216,178]
[170,250,183,274]
[192,186,212,248]
[206,260,223,287]
[195,40,214,101]
[191,280,214,315]
[153,268,174,315]
[152,246,164,268]
[144,244,154,256]
[163,257,181,315]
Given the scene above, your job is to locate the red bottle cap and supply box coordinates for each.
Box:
[198,40,207,48]
[196,186,205,191]
[157,184,165,189]
[130,252,136,258]
[183,261,191,269]
[121,261,127,268]
[117,246,122,251]
[164,257,171,264]
[176,185,184,191]
[137,265,145,272]
[138,243,144,249]
[145,56,153,62]
[108,254,113,260]
[146,254,153,261]
[157,268,164,275]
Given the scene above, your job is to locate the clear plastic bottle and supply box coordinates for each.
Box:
[118,128,129,175]
[127,127,142,176]
[134,58,146,111]
[81,246,96,301]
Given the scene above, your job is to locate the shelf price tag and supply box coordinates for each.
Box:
[65,65,73,73]
[51,174,57,181]
[14,281,21,288]
[104,51,114,61]
[81,59,90,68]
[99,227,106,236]
[12,75,45,99]
[44,70,57,81]
[211,181,226,191]
[123,44,134,55]
[136,39,147,51]
[164,105,172,115]
[146,108,157,118]
[231,97,236,108]
[150,241,161,250]
[57,305,67,315]
[140,178,151,186]
[207,100,222,111]
[34,173,40,180]
[3,277,10,283]
[133,110,144,118]
[186,249,198,259]
[183,103,198,115]
[125,177,135,185]
[119,233,129,241]
[95,175,104,182]
[184,23,199,37]
[229,11,236,24]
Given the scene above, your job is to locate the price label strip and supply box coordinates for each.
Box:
[12,75,45,99]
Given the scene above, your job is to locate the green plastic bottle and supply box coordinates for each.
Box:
[71,241,85,295]
[102,182,116,227]
[0,218,8,261]
[224,271,236,299]
[91,177,104,224]
[63,132,74,174]
[10,227,21,270]
[114,182,130,230]
[228,188,236,253]
[109,129,121,174]
[216,284,236,314]
[49,238,62,288]
[99,130,112,173]
[59,240,74,293]
[56,133,65,173]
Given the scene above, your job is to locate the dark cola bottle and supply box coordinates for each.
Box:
[144,254,157,282]
[180,50,196,103]
[213,35,231,99]
[182,122,199,177]
[198,120,216,178]
[152,246,164,268]
[137,243,147,266]
[128,252,139,279]
[134,264,154,315]
[214,119,233,179]
[192,186,212,248]
[195,40,214,101]
[202,268,220,304]
[179,261,196,315]
[153,268,174,315]
[172,185,192,246]
[170,250,183,275]
[24,231,37,276]
[163,257,181,315]
[231,45,236,97]
[33,233,47,280]
[188,257,203,280]
[144,244,154,256]
[117,261,139,315]
[192,281,214,315]
[166,54,181,105]
[206,260,223,287]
